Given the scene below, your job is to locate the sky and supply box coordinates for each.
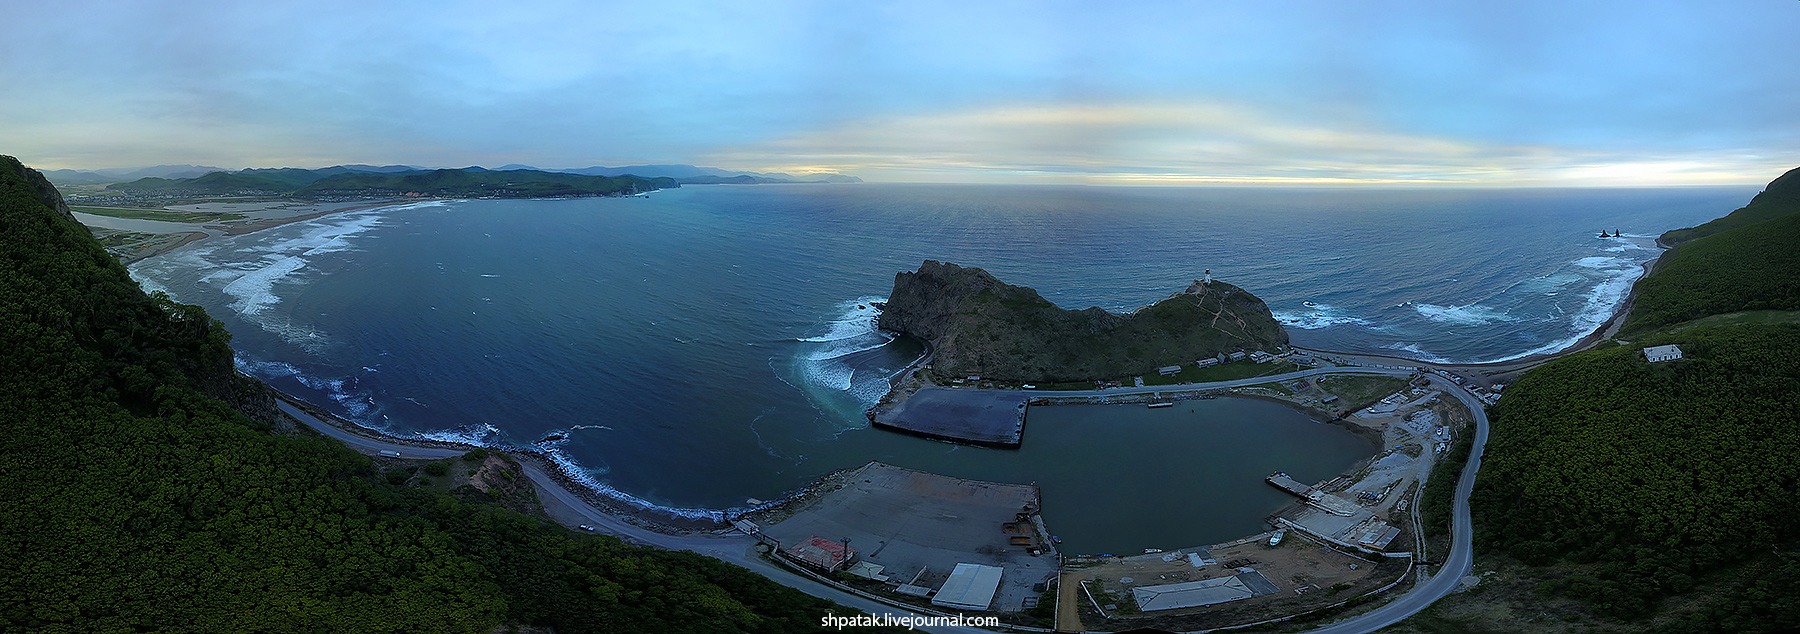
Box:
[3,0,1798,185]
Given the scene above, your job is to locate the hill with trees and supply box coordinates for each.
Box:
[106,166,677,199]
[1,154,852,633]
[1621,184,1800,334]
[877,260,1288,382]
[1659,166,1800,246]
[1460,167,1800,633]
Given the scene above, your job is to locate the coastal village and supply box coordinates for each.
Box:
[735,344,1485,632]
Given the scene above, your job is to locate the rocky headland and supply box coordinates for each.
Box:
[876,260,1289,382]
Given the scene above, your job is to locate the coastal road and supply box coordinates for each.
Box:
[278,365,1484,633]
[275,398,988,633]
[1019,365,1420,399]
[1300,374,1488,634]
[1002,367,1490,633]
[276,401,465,459]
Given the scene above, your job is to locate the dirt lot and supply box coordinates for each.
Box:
[1059,534,1401,632]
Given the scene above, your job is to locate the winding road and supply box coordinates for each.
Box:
[275,400,990,633]
[275,362,1489,634]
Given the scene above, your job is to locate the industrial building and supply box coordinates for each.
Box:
[933,563,1005,610]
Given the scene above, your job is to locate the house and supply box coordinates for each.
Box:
[1644,345,1683,363]
[1228,351,1247,362]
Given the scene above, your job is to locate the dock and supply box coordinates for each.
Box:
[872,387,1028,447]
[1265,472,1312,497]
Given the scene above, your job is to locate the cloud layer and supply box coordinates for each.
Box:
[4,0,1797,185]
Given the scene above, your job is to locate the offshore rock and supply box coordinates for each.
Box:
[877,260,1289,382]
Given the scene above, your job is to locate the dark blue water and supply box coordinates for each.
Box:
[128,183,1747,550]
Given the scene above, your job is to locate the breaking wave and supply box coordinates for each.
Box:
[1383,342,1452,364]
[794,296,898,409]
[1413,303,1515,326]
[1274,302,1373,330]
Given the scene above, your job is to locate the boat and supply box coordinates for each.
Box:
[1147,402,1173,408]
[1268,529,1287,546]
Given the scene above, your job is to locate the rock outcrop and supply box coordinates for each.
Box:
[2,155,74,222]
[877,260,1289,382]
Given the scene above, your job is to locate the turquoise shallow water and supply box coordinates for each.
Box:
[127,183,1747,552]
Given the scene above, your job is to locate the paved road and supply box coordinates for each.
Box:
[1302,374,1488,634]
[276,399,989,633]
[1020,365,1419,399]
[1013,366,1491,633]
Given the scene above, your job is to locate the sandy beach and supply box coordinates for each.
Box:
[76,198,429,263]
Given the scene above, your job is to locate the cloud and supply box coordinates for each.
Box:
[701,101,1795,185]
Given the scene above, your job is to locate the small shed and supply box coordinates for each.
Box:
[785,537,855,572]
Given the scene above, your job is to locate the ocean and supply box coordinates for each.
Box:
[127,183,1749,552]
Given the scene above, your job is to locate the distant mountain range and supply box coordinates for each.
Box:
[46,163,860,187]
[41,164,229,185]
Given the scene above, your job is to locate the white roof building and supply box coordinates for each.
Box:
[932,563,1004,611]
[1132,576,1255,611]
[1644,345,1683,363]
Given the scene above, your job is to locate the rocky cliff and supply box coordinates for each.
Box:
[2,155,74,222]
[877,260,1289,382]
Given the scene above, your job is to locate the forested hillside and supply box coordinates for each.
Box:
[106,166,677,199]
[1659,166,1800,246]
[0,154,844,633]
[1623,205,1800,334]
[1463,167,1800,633]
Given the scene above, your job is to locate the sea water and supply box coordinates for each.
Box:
[128,183,1748,551]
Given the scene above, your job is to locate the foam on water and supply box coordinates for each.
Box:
[1572,256,1630,270]
[538,447,741,522]
[794,296,897,407]
[1413,303,1515,326]
[794,297,887,342]
[1273,303,1373,330]
[1384,342,1452,364]
[162,210,391,347]
[1480,253,1651,363]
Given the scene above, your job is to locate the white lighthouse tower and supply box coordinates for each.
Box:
[1204,269,1212,286]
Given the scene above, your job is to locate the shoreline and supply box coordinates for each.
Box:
[122,230,210,265]
[106,198,431,266]
[1291,240,1668,380]
[212,198,425,236]
[267,386,742,535]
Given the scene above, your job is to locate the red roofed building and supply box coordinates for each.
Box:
[785,536,856,572]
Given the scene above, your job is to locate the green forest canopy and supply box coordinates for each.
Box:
[1469,166,1800,632]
